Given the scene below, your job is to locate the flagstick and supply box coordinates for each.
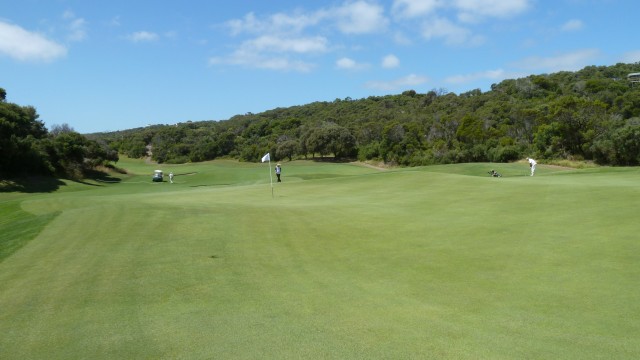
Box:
[268,158,274,198]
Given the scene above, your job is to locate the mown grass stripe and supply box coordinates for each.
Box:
[0,201,59,262]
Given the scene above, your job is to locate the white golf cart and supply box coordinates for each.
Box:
[152,170,164,182]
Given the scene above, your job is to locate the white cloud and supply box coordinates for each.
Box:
[336,57,357,69]
[334,1,388,34]
[127,31,159,42]
[212,34,325,71]
[63,11,88,42]
[217,11,327,72]
[393,31,412,45]
[392,0,443,18]
[391,0,530,46]
[255,57,315,72]
[216,2,387,72]
[225,11,321,36]
[382,54,400,68]
[62,10,75,20]
[336,56,369,70]
[514,49,601,72]
[247,35,328,53]
[392,0,530,22]
[226,13,259,35]
[365,74,429,91]
[209,47,315,72]
[454,0,531,23]
[421,17,484,46]
[561,19,584,32]
[67,18,87,41]
[0,21,67,61]
[226,1,387,36]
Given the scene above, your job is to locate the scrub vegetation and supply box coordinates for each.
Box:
[90,63,640,166]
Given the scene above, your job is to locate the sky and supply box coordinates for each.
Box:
[1,0,639,133]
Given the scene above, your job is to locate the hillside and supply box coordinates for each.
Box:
[88,63,640,167]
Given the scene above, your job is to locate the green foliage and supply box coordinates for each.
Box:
[486,145,521,162]
[276,139,299,161]
[591,121,640,165]
[1,100,49,176]
[0,91,118,179]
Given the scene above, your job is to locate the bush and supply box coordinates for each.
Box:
[488,146,521,162]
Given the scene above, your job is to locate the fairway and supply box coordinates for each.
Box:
[1,160,639,359]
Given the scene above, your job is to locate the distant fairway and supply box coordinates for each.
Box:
[1,159,639,359]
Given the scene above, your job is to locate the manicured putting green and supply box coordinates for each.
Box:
[1,160,639,359]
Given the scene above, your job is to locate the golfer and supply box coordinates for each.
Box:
[526,157,537,176]
[169,172,174,183]
[275,164,282,182]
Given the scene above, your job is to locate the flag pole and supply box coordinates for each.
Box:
[269,158,274,198]
[262,152,274,198]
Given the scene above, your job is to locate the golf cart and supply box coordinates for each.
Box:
[152,170,164,182]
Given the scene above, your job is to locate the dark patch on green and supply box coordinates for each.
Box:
[296,174,346,180]
[79,169,123,185]
[0,177,66,193]
[311,157,355,163]
[0,202,59,262]
[190,183,232,188]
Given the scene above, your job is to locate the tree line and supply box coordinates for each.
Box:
[0,89,118,179]
[3,62,640,181]
[92,63,640,167]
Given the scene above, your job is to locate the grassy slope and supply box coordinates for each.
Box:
[1,160,639,359]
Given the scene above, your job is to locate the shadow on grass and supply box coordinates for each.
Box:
[310,156,355,163]
[1,170,122,193]
[0,208,60,263]
[0,177,66,193]
[74,170,123,186]
[296,174,345,180]
[189,183,232,187]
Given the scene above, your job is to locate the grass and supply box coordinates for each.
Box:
[0,201,59,262]
[1,159,639,359]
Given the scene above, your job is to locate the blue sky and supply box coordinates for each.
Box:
[1,0,639,133]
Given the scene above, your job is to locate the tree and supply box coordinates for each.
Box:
[49,123,75,136]
[277,140,299,161]
[591,122,640,165]
[0,97,49,176]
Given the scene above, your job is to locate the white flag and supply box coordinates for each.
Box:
[261,153,270,163]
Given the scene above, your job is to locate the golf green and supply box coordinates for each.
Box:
[1,160,639,359]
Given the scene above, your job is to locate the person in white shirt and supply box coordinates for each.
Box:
[275,164,282,182]
[169,172,174,183]
[526,157,537,176]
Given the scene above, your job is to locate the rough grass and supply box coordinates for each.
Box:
[1,160,639,359]
[543,158,600,169]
